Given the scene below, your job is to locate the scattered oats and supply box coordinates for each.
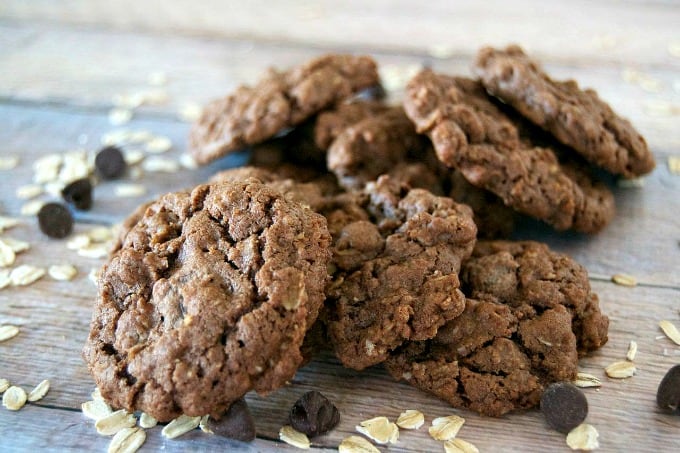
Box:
[566,423,599,450]
[123,149,145,166]
[138,412,157,429]
[0,325,20,342]
[144,137,173,154]
[279,425,311,449]
[617,177,645,188]
[44,181,66,197]
[605,360,636,379]
[114,183,147,198]
[355,416,399,444]
[129,130,154,144]
[34,153,62,171]
[429,415,465,441]
[161,414,201,439]
[15,184,44,200]
[379,64,423,92]
[10,265,46,286]
[88,226,114,243]
[91,387,104,401]
[643,100,678,116]
[0,379,9,393]
[668,156,680,175]
[668,42,680,58]
[444,438,480,453]
[1,237,30,253]
[639,78,662,93]
[109,108,133,126]
[88,267,100,286]
[128,166,144,181]
[95,409,137,436]
[364,340,376,355]
[573,372,602,388]
[626,340,638,361]
[33,154,62,183]
[112,93,143,109]
[396,409,424,430]
[101,129,132,146]
[58,155,90,184]
[82,399,113,421]
[338,435,380,453]
[622,68,641,83]
[2,386,27,411]
[659,320,680,345]
[0,216,21,233]
[108,427,146,453]
[48,264,78,281]
[0,270,10,289]
[0,240,16,267]
[198,415,212,433]
[179,153,198,170]
[20,199,46,216]
[77,244,109,259]
[611,273,637,287]
[66,234,90,251]
[142,157,179,173]
[147,71,167,86]
[0,155,20,170]
[27,379,50,402]
[138,89,169,105]
[178,102,202,122]
[428,44,455,59]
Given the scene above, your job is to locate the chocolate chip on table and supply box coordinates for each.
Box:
[657,364,680,414]
[540,382,588,433]
[206,398,256,442]
[95,145,126,179]
[62,178,93,210]
[289,390,340,437]
[37,202,73,239]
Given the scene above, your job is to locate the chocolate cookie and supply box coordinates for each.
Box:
[83,180,332,422]
[190,54,380,164]
[403,70,615,233]
[385,240,609,416]
[322,175,477,370]
[314,100,390,150]
[474,45,655,178]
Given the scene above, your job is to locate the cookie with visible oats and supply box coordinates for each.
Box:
[189,54,380,164]
[83,180,332,422]
[385,240,609,416]
[474,45,655,178]
[403,70,615,233]
[322,175,477,370]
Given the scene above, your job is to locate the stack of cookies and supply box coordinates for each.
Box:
[83,47,654,425]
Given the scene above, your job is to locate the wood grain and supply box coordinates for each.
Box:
[1,2,680,451]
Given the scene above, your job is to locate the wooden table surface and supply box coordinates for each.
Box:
[1,1,679,451]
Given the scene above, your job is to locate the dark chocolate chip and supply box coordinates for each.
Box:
[289,390,340,437]
[37,202,74,238]
[657,364,680,414]
[95,145,126,179]
[206,398,256,442]
[540,382,588,433]
[62,178,94,210]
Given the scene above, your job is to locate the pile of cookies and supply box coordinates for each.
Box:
[83,47,654,431]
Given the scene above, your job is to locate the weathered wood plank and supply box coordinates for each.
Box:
[1,0,680,67]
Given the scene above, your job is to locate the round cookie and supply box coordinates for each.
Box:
[189,54,380,164]
[403,70,615,233]
[474,45,655,178]
[83,180,332,422]
[321,175,477,370]
[385,240,609,416]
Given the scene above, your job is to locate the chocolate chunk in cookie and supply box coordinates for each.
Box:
[322,175,477,370]
[474,45,655,178]
[83,180,332,422]
[190,54,380,164]
[385,240,609,416]
[403,70,614,233]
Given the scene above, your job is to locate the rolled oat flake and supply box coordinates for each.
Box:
[540,382,588,433]
[37,202,73,238]
[657,364,680,414]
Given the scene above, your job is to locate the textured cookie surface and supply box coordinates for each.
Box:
[403,70,614,233]
[322,176,477,370]
[385,240,609,416]
[83,181,331,422]
[189,54,379,164]
[474,45,655,178]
